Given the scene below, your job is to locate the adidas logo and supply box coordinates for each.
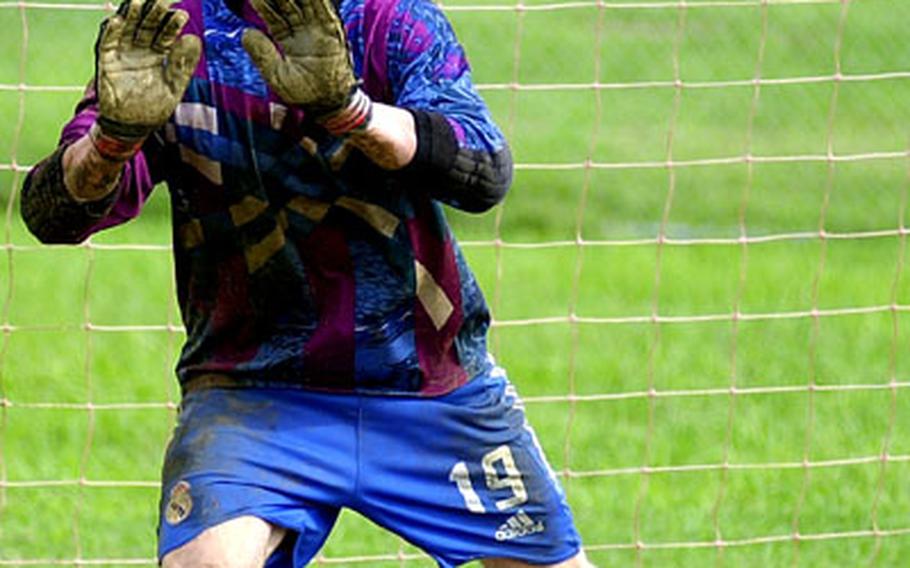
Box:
[495,509,545,541]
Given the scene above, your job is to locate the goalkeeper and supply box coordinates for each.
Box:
[21,0,591,566]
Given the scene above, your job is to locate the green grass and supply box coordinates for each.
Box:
[3,0,910,566]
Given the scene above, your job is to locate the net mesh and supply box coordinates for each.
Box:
[2,0,910,565]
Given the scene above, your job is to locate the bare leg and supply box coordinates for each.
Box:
[161,515,287,568]
[482,550,596,568]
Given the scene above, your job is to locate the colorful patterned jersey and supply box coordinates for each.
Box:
[22,0,513,396]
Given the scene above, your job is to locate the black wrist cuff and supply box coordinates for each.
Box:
[21,144,119,243]
[404,109,458,174]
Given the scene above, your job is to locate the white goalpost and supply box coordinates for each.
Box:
[2,0,910,565]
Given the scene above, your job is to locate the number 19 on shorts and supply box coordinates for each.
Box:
[448,445,528,513]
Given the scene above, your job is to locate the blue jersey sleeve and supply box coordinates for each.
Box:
[384,0,512,213]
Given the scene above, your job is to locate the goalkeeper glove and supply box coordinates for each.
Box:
[242,0,373,136]
[92,0,201,161]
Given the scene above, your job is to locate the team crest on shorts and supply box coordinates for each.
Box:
[165,480,193,525]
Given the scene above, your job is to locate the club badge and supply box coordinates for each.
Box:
[165,480,193,525]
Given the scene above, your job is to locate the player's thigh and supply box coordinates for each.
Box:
[482,550,595,567]
[161,515,286,568]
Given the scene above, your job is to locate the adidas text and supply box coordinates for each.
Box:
[495,510,545,541]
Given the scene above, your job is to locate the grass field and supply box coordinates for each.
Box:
[3,0,910,565]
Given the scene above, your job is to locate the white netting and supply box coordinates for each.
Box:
[2,0,910,565]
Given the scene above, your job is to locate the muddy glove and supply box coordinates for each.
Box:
[92,0,201,161]
[242,0,373,136]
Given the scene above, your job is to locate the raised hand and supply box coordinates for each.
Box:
[95,0,201,141]
[242,0,358,116]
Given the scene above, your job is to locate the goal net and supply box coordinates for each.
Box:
[2,0,910,565]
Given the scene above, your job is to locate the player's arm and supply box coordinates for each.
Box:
[379,0,513,213]
[242,0,510,213]
[344,103,416,171]
[21,0,200,244]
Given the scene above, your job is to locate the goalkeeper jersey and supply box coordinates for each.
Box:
[21,0,512,395]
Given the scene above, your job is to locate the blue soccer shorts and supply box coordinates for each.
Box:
[157,366,583,567]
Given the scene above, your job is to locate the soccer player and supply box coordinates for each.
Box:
[22,0,592,565]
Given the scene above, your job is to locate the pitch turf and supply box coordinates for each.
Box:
[2,1,910,565]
